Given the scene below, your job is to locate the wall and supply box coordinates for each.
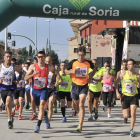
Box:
[69,38,79,62]
[92,20,123,34]
[91,35,111,60]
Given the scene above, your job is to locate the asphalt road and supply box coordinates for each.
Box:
[0,100,140,140]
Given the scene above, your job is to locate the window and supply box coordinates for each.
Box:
[74,48,78,53]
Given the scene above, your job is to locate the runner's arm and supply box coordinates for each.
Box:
[24,64,34,81]
[92,76,102,82]
[115,73,123,99]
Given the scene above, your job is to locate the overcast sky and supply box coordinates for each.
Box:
[0,17,74,61]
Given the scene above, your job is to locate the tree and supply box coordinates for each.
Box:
[0,40,4,45]
[18,47,29,61]
[42,47,45,53]
[48,50,59,64]
[29,45,32,56]
[64,59,69,64]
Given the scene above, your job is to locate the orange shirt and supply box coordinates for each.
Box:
[67,59,93,86]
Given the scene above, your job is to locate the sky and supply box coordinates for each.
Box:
[0,17,74,61]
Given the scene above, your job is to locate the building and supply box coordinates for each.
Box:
[11,48,21,59]
[0,43,10,61]
[67,19,88,61]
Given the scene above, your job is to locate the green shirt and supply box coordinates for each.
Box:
[89,68,102,92]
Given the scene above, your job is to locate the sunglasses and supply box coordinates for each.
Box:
[38,56,45,59]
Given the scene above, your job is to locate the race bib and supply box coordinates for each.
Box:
[3,76,12,85]
[61,81,69,88]
[34,77,46,88]
[103,85,111,92]
[76,67,87,77]
[91,78,98,85]
[125,83,136,93]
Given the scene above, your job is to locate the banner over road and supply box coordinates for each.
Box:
[0,0,140,31]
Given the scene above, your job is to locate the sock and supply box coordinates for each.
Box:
[8,118,11,122]
[19,113,21,116]
[37,120,42,127]
[61,107,65,117]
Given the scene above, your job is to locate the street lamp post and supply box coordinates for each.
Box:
[14,31,17,41]
[46,20,50,53]
[35,17,37,54]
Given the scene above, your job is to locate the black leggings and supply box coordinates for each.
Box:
[102,91,114,107]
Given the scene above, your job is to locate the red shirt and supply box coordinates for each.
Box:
[33,63,49,89]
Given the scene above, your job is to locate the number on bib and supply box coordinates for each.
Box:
[76,67,87,77]
[103,85,111,92]
[125,83,136,93]
[61,81,69,88]
[3,76,12,85]
[34,77,46,88]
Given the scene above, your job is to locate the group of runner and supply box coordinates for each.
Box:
[0,46,139,137]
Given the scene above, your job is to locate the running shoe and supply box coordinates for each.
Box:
[54,108,57,113]
[103,106,107,112]
[76,126,82,133]
[46,123,50,129]
[130,129,135,137]
[30,114,37,120]
[94,111,98,120]
[123,118,128,124]
[34,126,40,133]
[72,111,76,117]
[92,107,95,113]
[44,110,48,124]
[108,114,111,118]
[57,103,60,108]
[25,104,30,110]
[18,115,22,120]
[11,110,15,116]
[15,105,19,111]
[29,106,32,111]
[61,117,66,122]
[88,114,93,121]
[8,121,13,129]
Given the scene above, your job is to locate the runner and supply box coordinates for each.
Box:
[99,61,115,105]
[88,59,102,121]
[24,51,55,133]
[12,60,25,120]
[44,56,62,129]
[57,61,72,122]
[24,62,31,110]
[0,51,21,129]
[30,57,38,120]
[116,59,139,137]
[93,65,115,118]
[116,59,128,123]
[66,46,95,133]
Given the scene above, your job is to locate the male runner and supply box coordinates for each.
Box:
[88,59,102,121]
[44,56,62,129]
[25,51,55,133]
[57,61,72,122]
[66,46,95,133]
[115,59,140,137]
[116,59,128,123]
[0,51,21,129]
[12,60,25,120]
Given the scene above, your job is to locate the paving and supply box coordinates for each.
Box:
[0,100,140,140]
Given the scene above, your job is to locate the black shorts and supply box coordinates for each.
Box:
[14,88,25,99]
[71,82,88,100]
[123,94,139,109]
[47,88,57,99]
[89,90,101,98]
[59,91,72,101]
[1,90,15,104]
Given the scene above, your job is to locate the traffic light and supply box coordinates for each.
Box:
[12,41,16,46]
[8,32,11,40]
